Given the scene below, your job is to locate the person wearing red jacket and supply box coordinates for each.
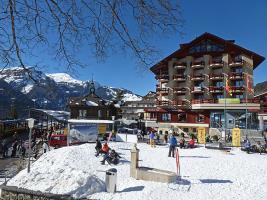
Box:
[188,138,195,148]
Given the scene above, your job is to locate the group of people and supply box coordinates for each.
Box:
[95,139,121,165]
[168,134,196,157]
[243,137,267,154]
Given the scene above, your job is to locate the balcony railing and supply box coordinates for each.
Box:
[209,73,224,80]
[172,100,188,107]
[156,100,170,107]
[191,74,205,81]
[173,87,187,94]
[209,86,224,93]
[173,74,186,81]
[229,72,244,80]
[229,58,244,67]
[174,62,187,69]
[191,61,204,69]
[230,86,245,93]
[155,74,169,82]
[156,88,169,95]
[209,59,223,68]
[191,86,205,93]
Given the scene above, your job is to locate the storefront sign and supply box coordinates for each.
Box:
[232,128,241,147]
[197,127,206,144]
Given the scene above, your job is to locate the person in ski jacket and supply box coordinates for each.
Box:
[42,141,50,153]
[101,149,121,165]
[179,137,185,149]
[188,138,195,148]
[244,139,251,153]
[168,134,177,157]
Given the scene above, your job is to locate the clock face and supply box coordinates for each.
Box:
[90,87,95,93]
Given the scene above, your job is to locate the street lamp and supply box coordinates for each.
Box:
[27,118,35,173]
[112,116,115,134]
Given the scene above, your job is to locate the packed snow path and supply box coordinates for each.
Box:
[6,142,267,200]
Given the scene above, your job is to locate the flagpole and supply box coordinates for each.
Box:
[224,73,227,143]
[245,73,248,133]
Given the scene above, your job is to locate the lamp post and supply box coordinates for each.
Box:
[112,116,115,134]
[27,118,35,173]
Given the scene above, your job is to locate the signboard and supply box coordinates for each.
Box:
[98,124,107,134]
[232,128,241,147]
[63,128,68,136]
[218,98,240,104]
[197,127,206,144]
[69,123,98,143]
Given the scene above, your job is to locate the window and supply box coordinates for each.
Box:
[233,67,243,73]
[79,110,87,118]
[189,40,224,54]
[177,113,187,122]
[162,113,171,121]
[192,128,197,132]
[234,80,244,87]
[98,110,102,118]
[196,114,205,123]
[183,128,189,132]
[233,94,244,99]
[215,81,223,87]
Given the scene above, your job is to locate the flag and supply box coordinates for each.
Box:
[225,76,232,96]
[246,73,253,94]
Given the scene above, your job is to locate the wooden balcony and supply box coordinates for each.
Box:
[229,72,244,80]
[192,99,218,104]
[174,62,187,69]
[191,74,205,81]
[171,100,188,107]
[173,87,187,95]
[209,86,224,93]
[191,61,204,69]
[230,86,245,93]
[155,74,169,82]
[156,88,169,95]
[209,73,224,80]
[191,86,205,93]
[209,59,223,68]
[229,58,244,67]
[156,100,170,107]
[173,74,186,82]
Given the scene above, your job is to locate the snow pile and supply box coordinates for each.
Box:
[46,73,83,85]
[7,145,106,198]
[7,142,267,200]
[86,101,98,106]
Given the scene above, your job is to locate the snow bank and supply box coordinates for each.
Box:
[7,143,267,200]
[7,145,106,198]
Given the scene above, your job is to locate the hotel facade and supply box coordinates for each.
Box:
[146,33,265,134]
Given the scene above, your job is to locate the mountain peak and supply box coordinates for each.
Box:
[46,73,84,85]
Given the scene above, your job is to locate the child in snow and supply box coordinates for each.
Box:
[95,139,102,156]
[101,149,121,165]
[42,140,50,154]
[179,137,185,149]
[188,138,195,148]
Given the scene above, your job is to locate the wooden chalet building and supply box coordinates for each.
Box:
[68,81,118,120]
[147,32,265,134]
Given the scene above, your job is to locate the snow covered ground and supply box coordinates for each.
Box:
[5,142,267,200]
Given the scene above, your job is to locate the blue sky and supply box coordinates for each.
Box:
[32,0,267,95]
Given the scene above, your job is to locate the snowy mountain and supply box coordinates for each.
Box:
[0,67,142,114]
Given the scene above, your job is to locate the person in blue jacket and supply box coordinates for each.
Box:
[244,139,251,154]
[168,134,177,157]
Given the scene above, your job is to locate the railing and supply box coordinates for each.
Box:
[230,86,245,92]
[156,88,169,94]
[155,74,169,80]
[156,100,170,106]
[209,86,224,93]
[191,61,204,69]
[209,73,224,80]
[173,74,186,81]
[172,100,188,107]
[173,87,187,93]
[191,86,205,93]
[174,62,187,69]
[229,72,243,79]
[191,74,205,80]
[229,58,244,66]
[209,59,223,67]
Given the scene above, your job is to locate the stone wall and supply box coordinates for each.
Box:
[0,185,88,200]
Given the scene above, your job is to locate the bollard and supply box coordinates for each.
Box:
[105,168,117,193]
